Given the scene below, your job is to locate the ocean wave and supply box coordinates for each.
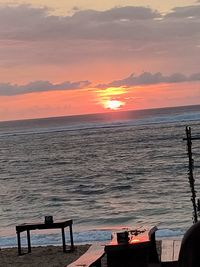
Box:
[0,227,184,248]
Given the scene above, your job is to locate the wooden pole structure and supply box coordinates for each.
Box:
[185,126,198,223]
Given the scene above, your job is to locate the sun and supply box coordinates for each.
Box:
[106,100,124,110]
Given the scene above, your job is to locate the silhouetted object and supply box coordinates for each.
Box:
[197,198,200,217]
[117,231,129,244]
[16,220,74,255]
[184,126,198,223]
[178,221,200,267]
[45,215,53,224]
[148,227,160,264]
[105,226,158,267]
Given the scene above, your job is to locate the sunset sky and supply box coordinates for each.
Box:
[0,0,200,121]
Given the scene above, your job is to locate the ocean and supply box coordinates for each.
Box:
[1,105,200,248]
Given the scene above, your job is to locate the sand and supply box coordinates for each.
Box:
[0,241,162,267]
[0,245,90,267]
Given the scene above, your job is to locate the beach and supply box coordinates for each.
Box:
[0,245,90,267]
[0,241,162,266]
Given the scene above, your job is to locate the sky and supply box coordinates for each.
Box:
[0,0,200,121]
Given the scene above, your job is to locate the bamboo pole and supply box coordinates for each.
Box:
[185,126,198,223]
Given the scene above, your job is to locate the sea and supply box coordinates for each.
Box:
[1,105,200,248]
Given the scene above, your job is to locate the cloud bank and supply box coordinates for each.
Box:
[98,72,200,88]
[0,4,200,69]
[1,72,200,96]
[0,5,161,41]
[0,4,199,41]
[0,80,90,96]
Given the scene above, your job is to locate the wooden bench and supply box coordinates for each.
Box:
[16,220,74,255]
[160,240,181,267]
[67,243,105,267]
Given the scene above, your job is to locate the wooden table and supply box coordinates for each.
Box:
[16,220,74,255]
[105,228,153,267]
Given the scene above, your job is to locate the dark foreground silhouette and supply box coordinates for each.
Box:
[179,221,200,267]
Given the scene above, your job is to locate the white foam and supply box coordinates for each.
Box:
[0,228,184,248]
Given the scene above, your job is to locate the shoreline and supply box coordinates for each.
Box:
[0,245,90,267]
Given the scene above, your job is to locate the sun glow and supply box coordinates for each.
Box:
[105,99,124,110]
[96,87,126,111]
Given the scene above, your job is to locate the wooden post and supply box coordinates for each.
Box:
[185,126,198,223]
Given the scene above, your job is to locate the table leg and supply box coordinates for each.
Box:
[69,224,74,251]
[27,230,31,253]
[17,231,22,255]
[61,227,66,252]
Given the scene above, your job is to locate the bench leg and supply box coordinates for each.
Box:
[69,224,74,251]
[17,231,22,255]
[27,230,31,253]
[61,227,66,252]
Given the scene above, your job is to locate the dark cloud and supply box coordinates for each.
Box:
[165,6,200,18]
[0,4,200,71]
[0,4,199,41]
[97,72,200,88]
[1,72,200,96]
[0,80,90,96]
[0,5,161,41]
[72,6,161,22]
